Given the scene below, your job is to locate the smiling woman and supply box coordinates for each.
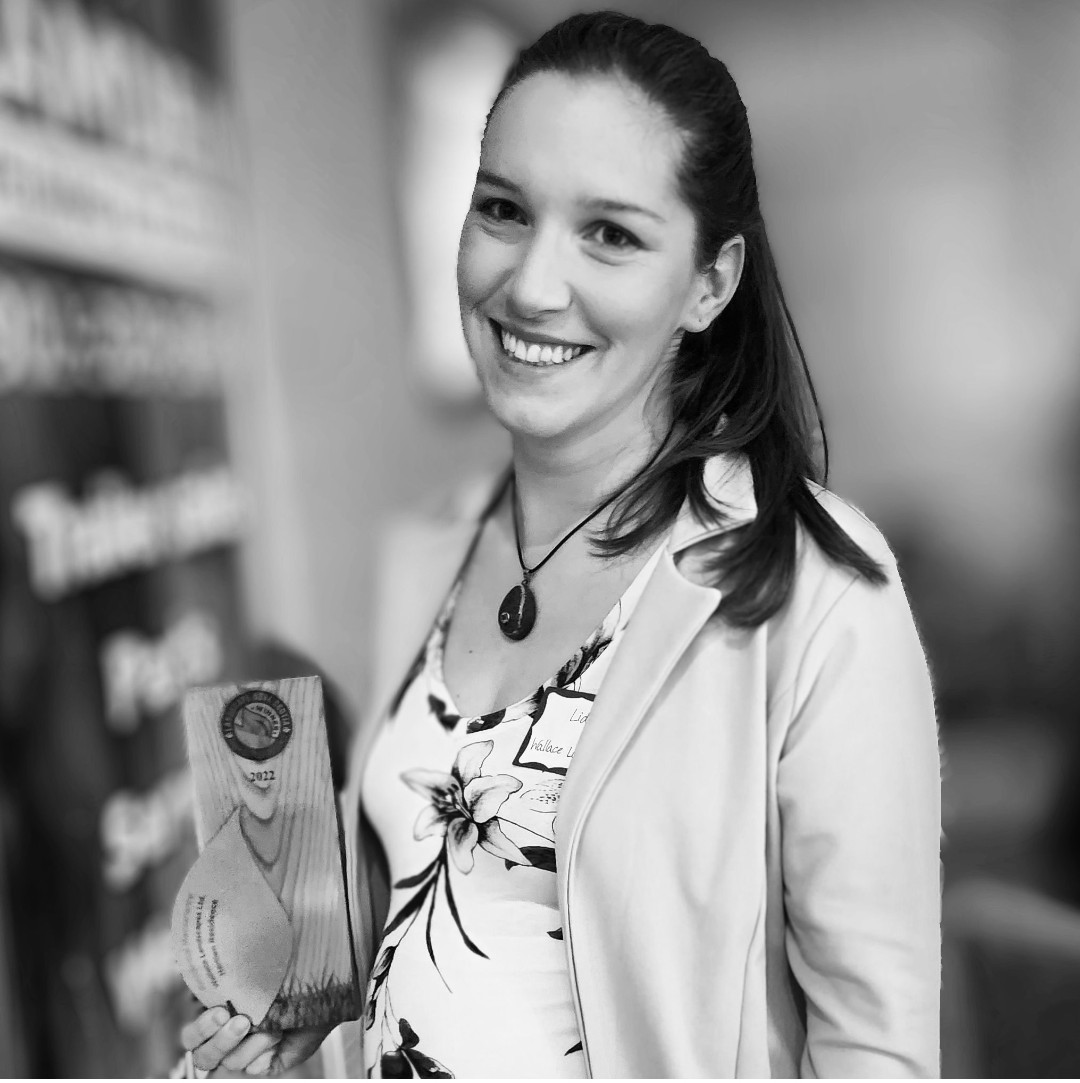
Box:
[183,10,940,1079]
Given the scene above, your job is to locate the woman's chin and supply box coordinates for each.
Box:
[482,393,581,444]
[495,412,576,444]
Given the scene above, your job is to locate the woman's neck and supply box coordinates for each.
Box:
[509,421,668,553]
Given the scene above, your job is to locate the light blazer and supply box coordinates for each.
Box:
[335,453,941,1078]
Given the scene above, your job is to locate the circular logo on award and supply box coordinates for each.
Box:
[220,690,293,762]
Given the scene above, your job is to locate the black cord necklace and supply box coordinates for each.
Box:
[497,431,674,641]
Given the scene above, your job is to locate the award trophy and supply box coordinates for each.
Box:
[171,676,360,1033]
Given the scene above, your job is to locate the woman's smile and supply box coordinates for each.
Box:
[489,319,593,368]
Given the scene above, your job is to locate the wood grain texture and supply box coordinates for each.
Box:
[182,676,360,1031]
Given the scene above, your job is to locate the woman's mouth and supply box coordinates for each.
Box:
[492,321,591,367]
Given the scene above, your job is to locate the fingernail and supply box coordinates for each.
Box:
[228,1015,251,1035]
[212,1008,230,1027]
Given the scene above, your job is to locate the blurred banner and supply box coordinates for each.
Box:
[0,0,248,1075]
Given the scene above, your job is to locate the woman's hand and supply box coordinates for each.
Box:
[182,1009,274,1075]
[181,1008,329,1076]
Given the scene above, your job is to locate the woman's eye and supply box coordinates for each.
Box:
[475,197,524,224]
[587,222,640,250]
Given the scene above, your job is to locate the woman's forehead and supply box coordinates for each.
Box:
[480,71,688,212]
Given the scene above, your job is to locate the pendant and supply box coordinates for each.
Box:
[498,578,537,641]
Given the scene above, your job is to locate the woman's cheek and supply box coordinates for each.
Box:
[456,225,480,298]
[458,225,503,296]
[613,278,690,347]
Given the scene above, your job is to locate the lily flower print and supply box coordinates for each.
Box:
[403,740,526,873]
[365,741,537,1074]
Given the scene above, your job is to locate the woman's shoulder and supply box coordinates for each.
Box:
[693,452,899,587]
[776,482,921,675]
[784,482,904,621]
[804,481,897,568]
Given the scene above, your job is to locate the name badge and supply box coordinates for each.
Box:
[513,687,593,776]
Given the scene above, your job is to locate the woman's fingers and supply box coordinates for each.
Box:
[220,1031,280,1072]
[180,1007,230,1053]
[179,1015,325,1076]
[239,1026,328,1076]
[179,1007,292,1074]
[274,1027,330,1072]
[188,1013,253,1072]
[245,1049,276,1076]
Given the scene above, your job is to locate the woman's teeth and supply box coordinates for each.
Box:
[500,328,586,366]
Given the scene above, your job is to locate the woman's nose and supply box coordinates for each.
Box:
[505,231,571,317]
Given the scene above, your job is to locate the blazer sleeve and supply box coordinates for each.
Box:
[776,561,942,1078]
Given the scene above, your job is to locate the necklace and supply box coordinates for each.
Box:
[497,432,673,641]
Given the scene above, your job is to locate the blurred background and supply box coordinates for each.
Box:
[0,0,1077,1076]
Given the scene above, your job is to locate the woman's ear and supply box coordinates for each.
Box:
[680,235,745,333]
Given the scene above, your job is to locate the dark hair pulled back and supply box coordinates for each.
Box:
[488,11,885,626]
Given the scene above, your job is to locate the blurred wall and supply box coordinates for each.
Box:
[675,0,1080,712]
[221,0,504,717]
[703,0,1080,650]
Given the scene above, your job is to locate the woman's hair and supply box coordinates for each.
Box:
[487,11,885,626]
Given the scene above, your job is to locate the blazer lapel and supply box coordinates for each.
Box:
[555,548,720,881]
[555,451,757,893]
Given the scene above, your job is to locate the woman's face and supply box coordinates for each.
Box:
[457,72,712,449]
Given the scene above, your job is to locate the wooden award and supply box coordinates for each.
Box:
[171,677,360,1032]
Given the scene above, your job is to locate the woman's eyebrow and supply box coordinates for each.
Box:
[583,197,666,224]
[475,169,521,192]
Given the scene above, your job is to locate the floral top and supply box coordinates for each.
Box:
[360,542,666,1079]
